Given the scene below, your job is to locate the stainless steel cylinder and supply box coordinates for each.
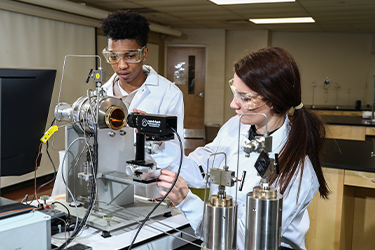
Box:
[55,95,128,134]
[245,187,283,250]
[202,194,238,250]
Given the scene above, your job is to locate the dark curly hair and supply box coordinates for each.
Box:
[100,9,150,47]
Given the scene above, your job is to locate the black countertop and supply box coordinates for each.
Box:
[323,115,375,127]
[309,105,371,111]
[322,139,375,173]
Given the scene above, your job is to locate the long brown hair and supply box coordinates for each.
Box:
[234,47,329,199]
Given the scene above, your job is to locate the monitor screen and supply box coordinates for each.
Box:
[0,68,56,177]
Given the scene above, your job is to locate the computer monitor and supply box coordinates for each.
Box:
[0,68,56,178]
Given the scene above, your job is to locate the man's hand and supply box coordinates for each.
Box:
[132,108,146,114]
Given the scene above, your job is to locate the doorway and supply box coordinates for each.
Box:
[167,46,206,138]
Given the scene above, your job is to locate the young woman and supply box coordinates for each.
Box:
[157,47,329,250]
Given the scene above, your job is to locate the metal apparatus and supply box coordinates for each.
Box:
[53,62,172,233]
[125,113,177,182]
[201,153,244,250]
[242,114,282,250]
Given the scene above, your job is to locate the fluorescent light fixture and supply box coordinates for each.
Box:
[249,17,315,24]
[209,0,295,4]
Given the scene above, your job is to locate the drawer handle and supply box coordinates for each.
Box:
[372,179,375,183]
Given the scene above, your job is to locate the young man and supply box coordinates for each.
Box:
[51,10,184,200]
[100,10,184,169]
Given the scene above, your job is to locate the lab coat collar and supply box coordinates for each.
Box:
[128,65,159,111]
[142,65,159,87]
[269,115,290,153]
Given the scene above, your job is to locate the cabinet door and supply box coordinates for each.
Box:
[326,125,366,141]
[345,170,375,250]
[305,167,345,250]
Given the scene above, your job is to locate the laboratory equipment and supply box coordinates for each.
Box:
[311,81,316,108]
[125,112,177,182]
[52,61,173,235]
[335,82,340,109]
[201,155,239,250]
[242,114,282,250]
[0,206,51,250]
[197,113,282,250]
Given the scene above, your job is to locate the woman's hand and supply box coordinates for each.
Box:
[157,169,189,206]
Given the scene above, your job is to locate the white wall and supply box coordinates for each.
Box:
[224,30,271,121]
[0,10,96,188]
[167,29,375,126]
[271,32,375,108]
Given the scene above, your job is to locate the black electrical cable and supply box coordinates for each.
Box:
[27,140,57,205]
[27,118,58,205]
[128,127,183,250]
[57,124,98,250]
[51,201,75,235]
[52,201,71,219]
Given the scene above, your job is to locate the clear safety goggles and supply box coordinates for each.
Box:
[102,46,146,64]
[229,78,267,110]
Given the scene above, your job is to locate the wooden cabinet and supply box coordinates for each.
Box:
[305,168,345,250]
[305,124,375,250]
[365,127,375,136]
[326,124,375,141]
[313,110,362,116]
[306,168,375,250]
[344,170,375,189]
[326,125,366,141]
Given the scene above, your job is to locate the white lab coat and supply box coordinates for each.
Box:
[51,65,184,198]
[167,115,319,250]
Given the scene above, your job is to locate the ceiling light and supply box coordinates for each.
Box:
[249,17,315,24]
[209,0,295,4]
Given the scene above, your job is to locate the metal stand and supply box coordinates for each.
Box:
[311,81,316,108]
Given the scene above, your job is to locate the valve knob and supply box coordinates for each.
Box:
[86,68,93,83]
[239,171,247,191]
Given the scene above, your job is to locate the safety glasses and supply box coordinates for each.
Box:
[229,78,267,110]
[102,46,146,64]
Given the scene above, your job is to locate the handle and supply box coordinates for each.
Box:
[197,92,204,97]
[86,68,93,83]
[239,170,247,191]
[275,153,279,175]
[198,165,205,178]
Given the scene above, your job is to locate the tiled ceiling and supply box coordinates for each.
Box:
[67,0,375,33]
